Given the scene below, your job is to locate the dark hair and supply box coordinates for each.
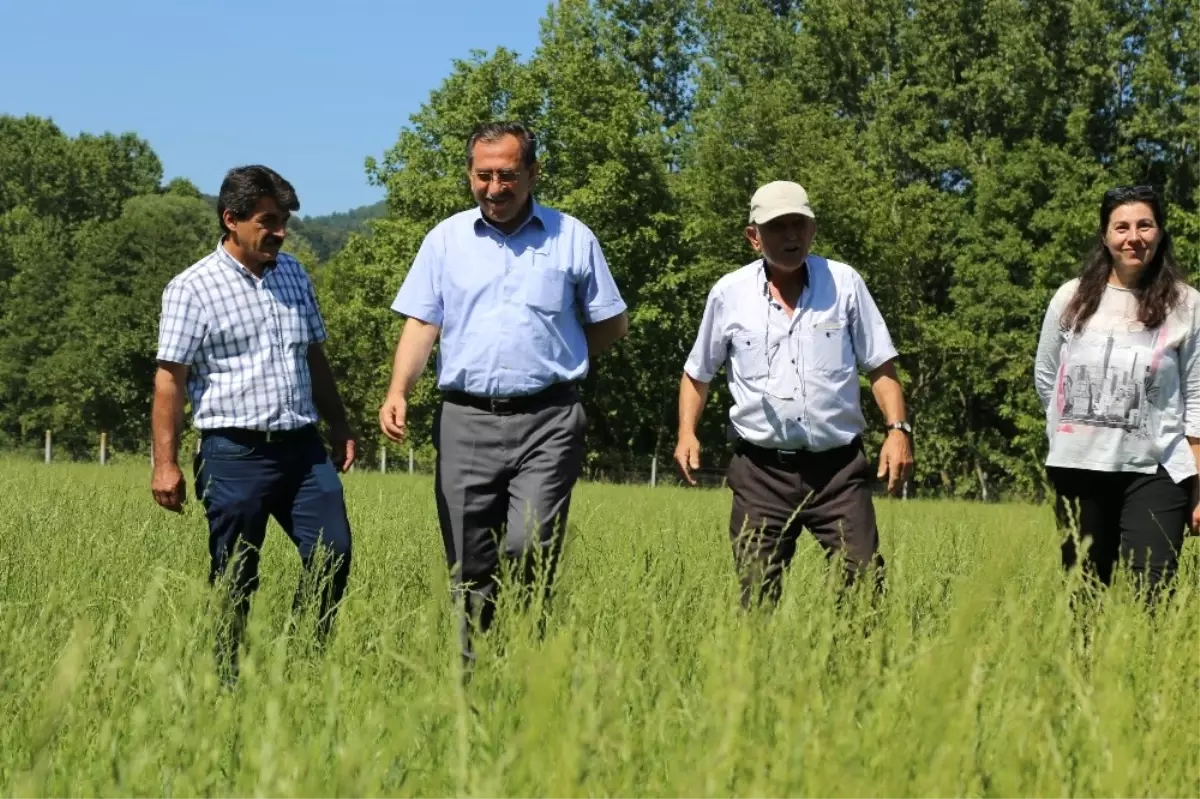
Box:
[217,165,299,234]
[1061,185,1183,332]
[466,121,537,168]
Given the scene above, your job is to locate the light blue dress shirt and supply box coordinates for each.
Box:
[391,200,627,397]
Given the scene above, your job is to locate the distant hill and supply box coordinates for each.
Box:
[197,193,387,261]
[291,200,387,260]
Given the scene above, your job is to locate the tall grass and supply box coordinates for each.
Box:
[1,459,1197,796]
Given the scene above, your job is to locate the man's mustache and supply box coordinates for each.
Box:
[485,192,513,203]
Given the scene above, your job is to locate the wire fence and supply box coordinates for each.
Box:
[13,430,924,498]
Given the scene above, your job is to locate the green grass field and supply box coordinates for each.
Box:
[1,458,1197,797]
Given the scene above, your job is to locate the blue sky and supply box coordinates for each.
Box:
[0,0,549,216]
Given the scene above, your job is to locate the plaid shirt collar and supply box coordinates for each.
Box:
[216,238,279,281]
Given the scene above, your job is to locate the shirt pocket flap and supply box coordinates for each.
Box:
[730,334,768,380]
[524,267,569,314]
[807,319,853,374]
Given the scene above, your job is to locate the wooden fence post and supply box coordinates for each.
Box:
[408,448,414,475]
[44,430,51,464]
[100,432,107,465]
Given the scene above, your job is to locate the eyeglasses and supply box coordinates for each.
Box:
[470,169,522,186]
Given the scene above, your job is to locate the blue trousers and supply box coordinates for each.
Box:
[194,425,352,677]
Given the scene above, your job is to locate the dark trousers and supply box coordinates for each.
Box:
[1047,465,1192,601]
[194,425,353,680]
[726,438,884,607]
[433,390,586,662]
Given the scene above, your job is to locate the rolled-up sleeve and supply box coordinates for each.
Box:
[156,280,207,365]
[1182,301,1200,438]
[391,229,444,325]
[1034,301,1066,413]
[684,286,726,383]
[848,272,898,371]
[576,233,627,324]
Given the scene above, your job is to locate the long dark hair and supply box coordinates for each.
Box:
[1061,185,1183,332]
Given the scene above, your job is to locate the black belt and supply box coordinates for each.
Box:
[201,424,315,444]
[734,436,862,464]
[442,382,579,415]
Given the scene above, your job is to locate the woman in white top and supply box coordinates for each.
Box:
[1035,185,1199,600]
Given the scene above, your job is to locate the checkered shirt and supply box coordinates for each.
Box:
[156,243,328,431]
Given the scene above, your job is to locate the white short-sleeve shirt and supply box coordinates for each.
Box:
[684,255,898,451]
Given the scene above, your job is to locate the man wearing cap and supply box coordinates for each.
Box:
[674,180,913,606]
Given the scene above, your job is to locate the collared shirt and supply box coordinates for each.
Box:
[156,242,327,431]
[390,199,627,397]
[684,256,898,452]
[1034,278,1200,483]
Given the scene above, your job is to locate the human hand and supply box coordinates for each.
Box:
[379,393,408,444]
[877,429,914,496]
[151,461,186,512]
[674,433,702,486]
[330,424,357,473]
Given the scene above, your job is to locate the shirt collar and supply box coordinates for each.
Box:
[472,196,547,237]
[216,238,276,279]
[761,256,811,297]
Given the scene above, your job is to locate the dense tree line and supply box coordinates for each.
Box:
[0,0,1194,500]
[289,200,386,261]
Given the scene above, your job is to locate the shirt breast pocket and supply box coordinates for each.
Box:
[210,317,260,358]
[524,266,569,314]
[807,319,853,376]
[269,283,314,346]
[283,293,315,346]
[729,335,768,382]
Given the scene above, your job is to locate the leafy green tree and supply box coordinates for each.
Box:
[0,208,73,444]
[45,194,213,452]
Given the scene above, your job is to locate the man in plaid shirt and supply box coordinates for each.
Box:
[151,165,355,682]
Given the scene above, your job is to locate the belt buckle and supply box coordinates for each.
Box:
[264,430,278,443]
[776,448,801,461]
[488,397,514,414]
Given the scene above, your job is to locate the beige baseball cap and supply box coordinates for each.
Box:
[748,180,815,225]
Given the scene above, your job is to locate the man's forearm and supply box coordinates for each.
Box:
[678,373,710,436]
[151,366,186,467]
[868,359,908,424]
[585,312,629,356]
[388,317,440,397]
[308,345,349,430]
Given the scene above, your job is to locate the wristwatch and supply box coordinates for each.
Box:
[887,420,913,436]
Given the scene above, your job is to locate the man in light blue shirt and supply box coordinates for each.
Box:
[380,121,628,661]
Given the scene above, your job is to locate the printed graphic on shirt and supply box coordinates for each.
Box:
[1055,326,1165,438]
